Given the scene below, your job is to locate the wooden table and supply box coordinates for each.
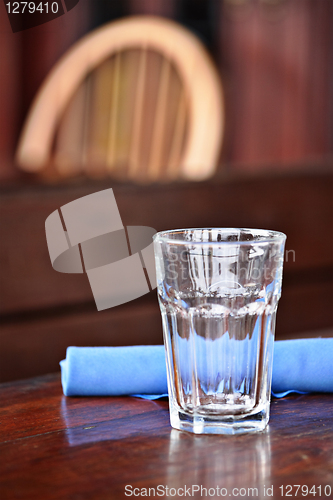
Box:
[0,373,332,500]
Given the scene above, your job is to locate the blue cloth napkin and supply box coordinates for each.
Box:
[272,338,333,397]
[60,339,333,398]
[60,345,168,397]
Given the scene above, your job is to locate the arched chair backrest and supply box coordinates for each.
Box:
[16,16,224,182]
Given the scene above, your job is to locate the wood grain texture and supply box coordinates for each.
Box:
[220,0,333,168]
[0,373,332,500]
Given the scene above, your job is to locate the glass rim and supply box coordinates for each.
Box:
[153,227,287,245]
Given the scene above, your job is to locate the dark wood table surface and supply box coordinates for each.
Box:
[0,373,332,500]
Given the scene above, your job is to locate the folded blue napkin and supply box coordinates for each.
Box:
[60,339,333,398]
[271,338,333,397]
[60,345,168,398]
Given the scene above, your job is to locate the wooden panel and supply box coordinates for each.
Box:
[0,168,332,382]
[1,282,332,383]
[1,169,332,316]
[0,3,21,182]
[0,187,93,315]
[220,0,333,167]
[0,292,162,383]
[277,278,333,338]
[128,0,176,17]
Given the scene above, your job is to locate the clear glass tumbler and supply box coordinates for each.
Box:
[153,228,286,434]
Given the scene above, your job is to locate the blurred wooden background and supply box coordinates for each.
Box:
[1,0,333,179]
[1,168,332,382]
[0,0,332,381]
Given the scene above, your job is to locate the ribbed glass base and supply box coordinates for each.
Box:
[169,402,270,435]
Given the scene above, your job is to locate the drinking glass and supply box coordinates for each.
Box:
[153,228,286,434]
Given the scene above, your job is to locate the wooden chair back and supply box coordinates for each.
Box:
[16,16,224,182]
